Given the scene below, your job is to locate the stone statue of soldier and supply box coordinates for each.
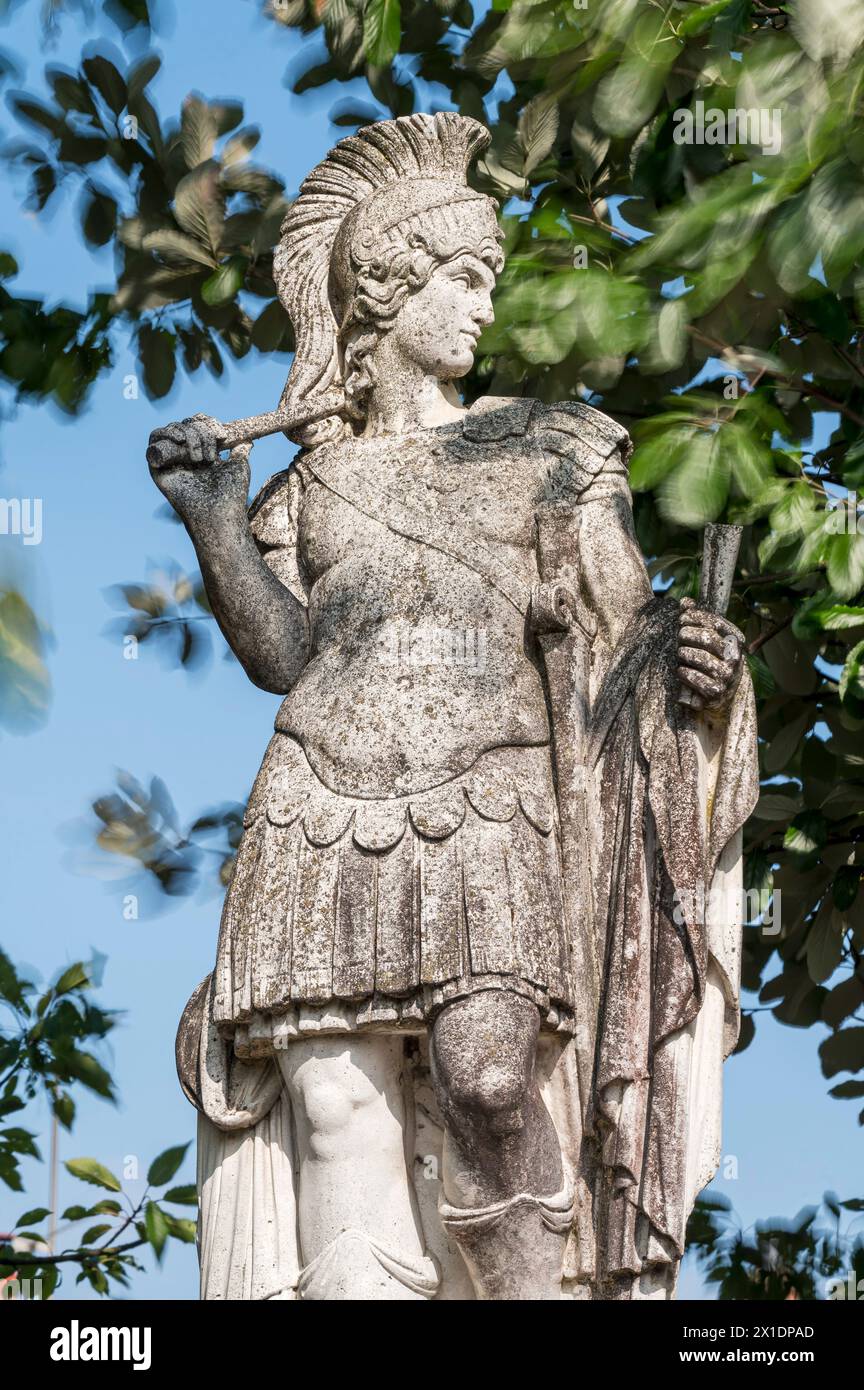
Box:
[149,113,758,1301]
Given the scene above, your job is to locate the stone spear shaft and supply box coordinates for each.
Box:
[678,523,743,709]
[699,522,742,617]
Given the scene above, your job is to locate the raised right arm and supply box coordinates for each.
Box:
[147,415,308,694]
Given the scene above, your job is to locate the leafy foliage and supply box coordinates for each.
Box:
[4,0,157,41]
[103,560,217,671]
[0,268,113,412]
[4,47,293,401]
[0,950,194,1297]
[0,950,115,1195]
[0,587,52,734]
[686,1191,864,1300]
[88,768,244,901]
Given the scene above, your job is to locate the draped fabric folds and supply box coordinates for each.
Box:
[589,597,759,1282]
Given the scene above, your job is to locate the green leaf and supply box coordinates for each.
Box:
[64,1157,122,1192]
[762,963,828,1028]
[595,6,679,136]
[746,654,776,699]
[569,118,609,180]
[363,0,402,66]
[794,600,864,639]
[84,1264,109,1294]
[830,1080,864,1099]
[734,1012,756,1054]
[60,1048,114,1100]
[210,101,244,138]
[173,163,225,259]
[519,95,559,176]
[144,1199,168,1260]
[806,907,846,985]
[138,324,176,400]
[827,533,864,600]
[630,425,696,492]
[659,431,728,528]
[0,590,52,734]
[785,811,828,869]
[251,299,291,352]
[10,96,62,136]
[2,1127,39,1157]
[15,1206,50,1227]
[753,792,802,821]
[222,127,261,167]
[820,1027,864,1079]
[126,54,161,104]
[53,962,90,995]
[678,0,735,36]
[140,228,217,269]
[181,94,217,170]
[164,1213,197,1243]
[833,866,861,911]
[53,1092,75,1130]
[164,1184,198,1206]
[82,191,117,248]
[823,974,864,1028]
[147,1142,189,1187]
[89,1198,122,1216]
[839,640,864,718]
[82,56,127,115]
[81,1223,112,1245]
[764,711,810,775]
[201,256,247,307]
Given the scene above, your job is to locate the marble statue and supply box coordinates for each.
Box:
[147,112,759,1301]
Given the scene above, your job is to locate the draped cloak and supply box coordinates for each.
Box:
[589,597,759,1286]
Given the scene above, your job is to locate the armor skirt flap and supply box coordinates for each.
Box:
[213,735,575,1055]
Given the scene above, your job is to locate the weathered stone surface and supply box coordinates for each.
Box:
[152,112,758,1301]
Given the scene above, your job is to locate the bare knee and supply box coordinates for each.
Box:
[278,1038,406,1151]
[443,1057,530,1132]
[431,992,540,1136]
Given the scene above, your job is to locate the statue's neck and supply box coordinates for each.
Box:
[362,370,465,437]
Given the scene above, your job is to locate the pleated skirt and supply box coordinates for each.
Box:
[212,734,576,1057]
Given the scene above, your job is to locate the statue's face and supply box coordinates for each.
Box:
[390,252,496,381]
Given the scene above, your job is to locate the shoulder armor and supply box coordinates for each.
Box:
[462,395,538,442]
[248,465,309,606]
[248,466,302,549]
[535,399,631,460]
[462,395,630,465]
[533,400,631,506]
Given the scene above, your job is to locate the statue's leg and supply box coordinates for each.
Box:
[276,1034,438,1301]
[430,989,572,1300]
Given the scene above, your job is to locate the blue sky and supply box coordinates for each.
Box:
[0,0,861,1301]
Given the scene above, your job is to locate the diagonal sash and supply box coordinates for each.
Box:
[304,451,533,617]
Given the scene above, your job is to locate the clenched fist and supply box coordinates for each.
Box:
[677,596,743,712]
[147,414,251,529]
